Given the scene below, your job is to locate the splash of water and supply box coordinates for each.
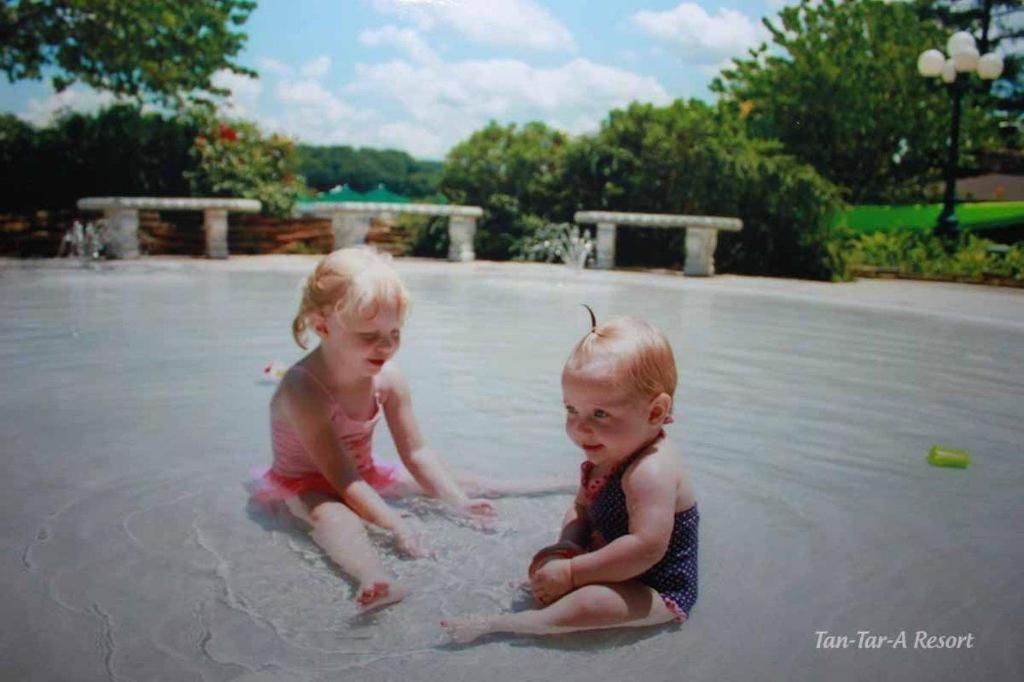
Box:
[523,223,594,270]
[58,220,110,266]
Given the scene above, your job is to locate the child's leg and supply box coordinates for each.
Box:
[442,581,677,643]
[285,493,407,610]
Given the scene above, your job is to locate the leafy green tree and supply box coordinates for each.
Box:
[564,100,845,278]
[915,0,1024,148]
[186,113,304,217]
[711,0,999,203]
[441,121,571,259]
[0,105,197,210]
[297,145,443,198]
[0,0,256,106]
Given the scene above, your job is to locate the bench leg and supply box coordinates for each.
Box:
[448,216,476,262]
[103,208,140,259]
[684,227,718,276]
[595,222,616,269]
[331,213,371,249]
[204,209,229,259]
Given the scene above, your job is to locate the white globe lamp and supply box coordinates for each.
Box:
[977,52,1004,80]
[917,30,1002,239]
[953,46,980,72]
[918,49,945,77]
[941,59,957,83]
[947,31,976,56]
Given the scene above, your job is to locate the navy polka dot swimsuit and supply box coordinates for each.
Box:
[583,446,699,621]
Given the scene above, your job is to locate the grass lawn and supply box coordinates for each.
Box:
[833,202,1024,234]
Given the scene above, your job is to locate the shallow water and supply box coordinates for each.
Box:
[1,258,1022,681]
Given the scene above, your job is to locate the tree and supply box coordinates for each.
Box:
[296,145,443,198]
[0,0,256,107]
[915,0,1024,148]
[0,105,197,210]
[441,121,571,258]
[564,100,845,278]
[711,0,1000,203]
[187,113,304,217]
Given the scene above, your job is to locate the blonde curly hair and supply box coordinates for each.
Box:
[292,247,410,349]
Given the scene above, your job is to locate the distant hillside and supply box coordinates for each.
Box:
[297,145,443,199]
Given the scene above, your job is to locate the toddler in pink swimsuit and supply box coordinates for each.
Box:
[253,247,569,611]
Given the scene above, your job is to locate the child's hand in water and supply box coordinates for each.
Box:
[530,558,574,605]
[452,498,497,530]
[395,526,433,558]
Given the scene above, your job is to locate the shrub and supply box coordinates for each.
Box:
[0,106,197,210]
[406,214,448,258]
[842,231,1024,280]
[564,100,846,279]
[441,121,570,260]
[186,113,304,217]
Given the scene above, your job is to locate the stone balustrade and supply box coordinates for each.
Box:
[297,202,483,262]
[77,197,262,259]
[574,210,743,276]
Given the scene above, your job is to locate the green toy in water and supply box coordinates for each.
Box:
[928,445,971,469]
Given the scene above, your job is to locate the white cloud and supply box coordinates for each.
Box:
[21,87,119,125]
[373,0,576,51]
[257,29,670,158]
[347,56,671,157]
[269,77,370,145]
[211,69,262,117]
[632,3,765,63]
[301,55,332,79]
[360,25,440,65]
[257,57,293,77]
[276,79,359,122]
[370,121,445,158]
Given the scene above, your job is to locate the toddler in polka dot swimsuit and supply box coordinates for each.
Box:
[444,310,699,643]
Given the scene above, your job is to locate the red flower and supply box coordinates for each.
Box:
[218,124,238,142]
[195,135,207,147]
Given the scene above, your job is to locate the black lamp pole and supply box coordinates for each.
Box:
[936,78,963,240]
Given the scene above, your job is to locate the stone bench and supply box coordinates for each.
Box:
[574,210,743,276]
[77,197,262,259]
[297,201,483,262]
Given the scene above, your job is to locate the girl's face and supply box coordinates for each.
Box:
[562,363,665,467]
[318,300,403,376]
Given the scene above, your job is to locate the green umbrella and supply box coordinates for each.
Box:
[361,184,410,204]
[309,184,366,203]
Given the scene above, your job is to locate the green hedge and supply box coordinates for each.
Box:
[840,231,1024,281]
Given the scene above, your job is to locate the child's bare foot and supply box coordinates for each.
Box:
[356,578,407,611]
[441,616,494,644]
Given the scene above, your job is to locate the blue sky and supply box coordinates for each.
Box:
[0,0,789,159]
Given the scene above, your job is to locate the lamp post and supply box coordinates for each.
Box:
[917,32,1003,240]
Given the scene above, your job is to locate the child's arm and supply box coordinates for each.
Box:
[281,374,420,549]
[528,498,590,595]
[558,492,592,547]
[569,454,676,585]
[531,494,590,568]
[379,364,491,516]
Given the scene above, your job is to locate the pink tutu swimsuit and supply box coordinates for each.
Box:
[252,365,400,501]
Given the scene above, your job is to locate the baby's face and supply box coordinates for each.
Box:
[324,300,403,376]
[562,363,657,467]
